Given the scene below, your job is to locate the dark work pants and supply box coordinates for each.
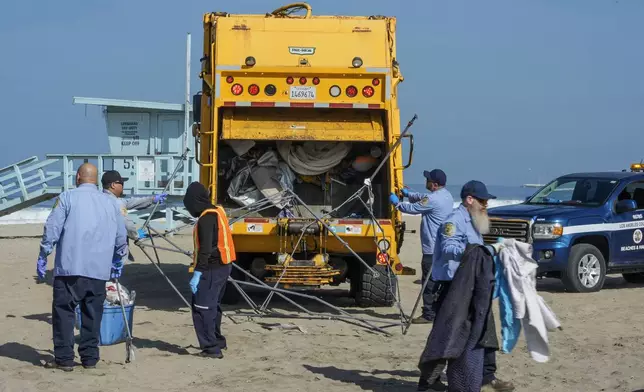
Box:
[52,276,106,366]
[420,254,435,320]
[191,264,232,354]
[419,281,497,385]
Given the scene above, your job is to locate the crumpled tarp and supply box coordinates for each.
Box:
[277,141,351,176]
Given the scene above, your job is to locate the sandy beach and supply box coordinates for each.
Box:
[1,216,643,392]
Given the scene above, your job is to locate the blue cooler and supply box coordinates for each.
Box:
[75,302,135,346]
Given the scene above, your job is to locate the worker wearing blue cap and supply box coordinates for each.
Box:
[389,169,453,324]
[416,180,515,392]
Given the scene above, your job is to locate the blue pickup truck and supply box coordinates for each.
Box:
[486,163,644,293]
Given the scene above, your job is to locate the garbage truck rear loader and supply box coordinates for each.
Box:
[192,3,414,307]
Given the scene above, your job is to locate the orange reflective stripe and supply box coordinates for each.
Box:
[191,207,236,269]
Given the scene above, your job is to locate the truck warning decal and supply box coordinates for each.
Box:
[246,223,263,233]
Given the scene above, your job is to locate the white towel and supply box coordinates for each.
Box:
[498,238,561,362]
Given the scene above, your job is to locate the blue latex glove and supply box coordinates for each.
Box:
[401,187,410,197]
[153,193,168,204]
[111,257,124,279]
[189,271,202,294]
[110,267,122,280]
[389,193,400,205]
[137,228,149,240]
[36,255,47,282]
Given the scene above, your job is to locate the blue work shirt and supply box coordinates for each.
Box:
[102,189,154,239]
[39,183,128,281]
[431,204,483,281]
[395,187,454,255]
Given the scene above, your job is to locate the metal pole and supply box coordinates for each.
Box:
[138,245,239,324]
[403,268,434,335]
[369,114,418,183]
[229,264,389,335]
[142,149,189,229]
[286,190,379,277]
[183,32,191,155]
[229,277,390,336]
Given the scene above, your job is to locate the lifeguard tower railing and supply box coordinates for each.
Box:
[0,152,195,232]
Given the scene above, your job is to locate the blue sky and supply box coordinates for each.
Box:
[1,0,643,186]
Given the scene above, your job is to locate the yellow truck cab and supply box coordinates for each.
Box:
[192,3,413,306]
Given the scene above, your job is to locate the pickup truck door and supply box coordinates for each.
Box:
[609,181,644,266]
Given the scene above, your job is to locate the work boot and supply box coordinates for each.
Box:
[44,361,73,372]
[417,377,447,391]
[481,378,515,391]
[412,315,433,324]
[198,350,223,359]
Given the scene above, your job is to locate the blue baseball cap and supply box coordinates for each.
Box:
[460,180,496,200]
[423,169,447,186]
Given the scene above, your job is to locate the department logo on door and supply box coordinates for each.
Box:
[634,229,643,244]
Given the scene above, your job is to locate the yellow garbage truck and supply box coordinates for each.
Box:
[192,3,414,306]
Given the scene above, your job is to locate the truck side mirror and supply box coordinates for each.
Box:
[192,92,202,124]
[616,199,637,214]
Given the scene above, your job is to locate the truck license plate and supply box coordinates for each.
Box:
[289,86,316,100]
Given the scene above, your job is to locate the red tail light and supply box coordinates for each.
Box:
[248,84,260,96]
[377,252,389,264]
[299,77,307,85]
[226,76,234,84]
[312,77,320,85]
[395,263,403,271]
[231,84,243,96]
[286,76,294,85]
[372,78,380,86]
[346,86,358,98]
[362,86,375,98]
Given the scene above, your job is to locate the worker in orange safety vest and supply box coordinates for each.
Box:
[183,181,236,359]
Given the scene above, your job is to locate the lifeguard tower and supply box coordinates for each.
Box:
[0,96,196,232]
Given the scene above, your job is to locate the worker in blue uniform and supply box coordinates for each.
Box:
[36,163,128,371]
[417,180,515,392]
[101,170,167,261]
[389,169,453,323]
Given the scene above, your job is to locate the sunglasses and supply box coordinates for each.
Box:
[472,196,488,207]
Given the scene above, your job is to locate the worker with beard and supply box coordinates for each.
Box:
[416,180,514,392]
[183,182,236,359]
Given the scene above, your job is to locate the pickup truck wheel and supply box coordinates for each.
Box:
[562,244,606,293]
[622,272,644,284]
[355,263,397,307]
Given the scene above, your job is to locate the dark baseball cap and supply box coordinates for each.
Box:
[101,170,128,188]
[423,169,447,186]
[460,180,496,200]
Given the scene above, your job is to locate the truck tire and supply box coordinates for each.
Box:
[355,263,397,307]
[562,244,606,293]
[622,272,644,284]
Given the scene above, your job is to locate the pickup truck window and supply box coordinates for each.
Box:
[618,180,644,209]
[527,177,618,206]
